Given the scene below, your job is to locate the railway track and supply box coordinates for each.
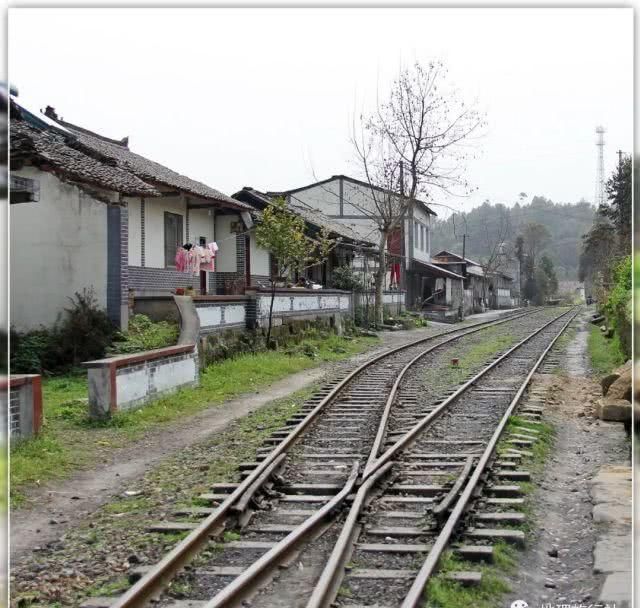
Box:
[104,306,570,608]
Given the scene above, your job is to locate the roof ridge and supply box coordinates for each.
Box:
[56,119,129,148]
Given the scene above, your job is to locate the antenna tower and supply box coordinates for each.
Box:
[595,126,606,207]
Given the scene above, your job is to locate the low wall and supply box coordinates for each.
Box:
[83,344,199,419]
[193,296,248,334]
[1,374,42,440]
[247,288,352,329]
[354,290,406,316]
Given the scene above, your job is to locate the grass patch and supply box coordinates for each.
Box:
[587,324,625,376]
[424,548,512,608]
[10,333,378,508]
[85,576,130,597]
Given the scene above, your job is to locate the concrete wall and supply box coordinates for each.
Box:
[249,231,270,277]
[248,288,352,329]
[214,214,240,272]
[10,167,108,331]
[411,205,432,264]
[188,207,215,245]
[144,195,185,268]
[85,345,198,418]
[195,297,248,333]
[1,374,42,440]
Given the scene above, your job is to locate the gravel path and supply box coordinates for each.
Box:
[503,311,630,607]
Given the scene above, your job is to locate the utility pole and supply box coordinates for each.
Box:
[462,233,467,260]
[595,126,606,207]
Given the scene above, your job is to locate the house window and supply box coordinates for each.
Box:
[414,222,419,245]
[164,212,184,267]
[420,225,425,251]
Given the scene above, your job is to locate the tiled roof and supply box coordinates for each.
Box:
[235,187,377,246]
[10,119,160,197]
[56,119,252,211]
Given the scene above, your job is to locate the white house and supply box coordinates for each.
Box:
[265,175,463,311]
[10,99,254,332]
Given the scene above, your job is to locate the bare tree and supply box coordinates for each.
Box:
[476,203,513,307]
[352,61,485,324]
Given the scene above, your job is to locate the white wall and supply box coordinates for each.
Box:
[188,207,215,245]
[288,180,341,216]
[10,167,108,331]
[144,195,185,268]
[214,214,240,272]
[249,230,270,276]
[412,205,432,264]
[127,197,142,266]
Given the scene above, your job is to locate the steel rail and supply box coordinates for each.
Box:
[203,462,360,608]
[306,461,395,608]
[362,309,546,476]
[362,307,576,481]
[307,307,576,608]
[401,307,580,608]
[110,308,543,608]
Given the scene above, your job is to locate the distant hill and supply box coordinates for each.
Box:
[431,196,596,280]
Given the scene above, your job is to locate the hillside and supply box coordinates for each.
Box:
[431,196,596,280]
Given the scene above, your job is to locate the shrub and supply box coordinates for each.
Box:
[330,266,364,291]
[109,314,179,354]
[10,288,116,374]
[603,256,631,359]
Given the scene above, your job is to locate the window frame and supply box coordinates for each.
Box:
[164,211,184,268]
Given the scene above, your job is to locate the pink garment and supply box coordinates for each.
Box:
[188,247,201,275]
[175,248,189,272]
[200,242,218,272]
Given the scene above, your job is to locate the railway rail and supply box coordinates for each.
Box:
[106,306,572,608]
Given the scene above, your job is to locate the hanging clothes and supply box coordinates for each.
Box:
[187,247,201,275]
[200,242,219,272]
[175,247,189,272]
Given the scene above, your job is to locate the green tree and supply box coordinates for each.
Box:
[255,197,334,346]
[540,255,558,296]
[602,155,631,254]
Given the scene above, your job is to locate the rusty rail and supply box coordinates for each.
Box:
[401,307,580,608]
[308,307,578,608]
[110,307,543,607]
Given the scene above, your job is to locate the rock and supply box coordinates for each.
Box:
[606,369,632,401]
[590,314,605,324]
[601,373,620,396]
[548,546,559,558]
[596,398,631,422]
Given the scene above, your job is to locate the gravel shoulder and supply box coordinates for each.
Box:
[503,311,631,607]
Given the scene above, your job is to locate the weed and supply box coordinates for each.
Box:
[587,324,625,375]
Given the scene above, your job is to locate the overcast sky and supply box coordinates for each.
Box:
[9,7,633,216]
